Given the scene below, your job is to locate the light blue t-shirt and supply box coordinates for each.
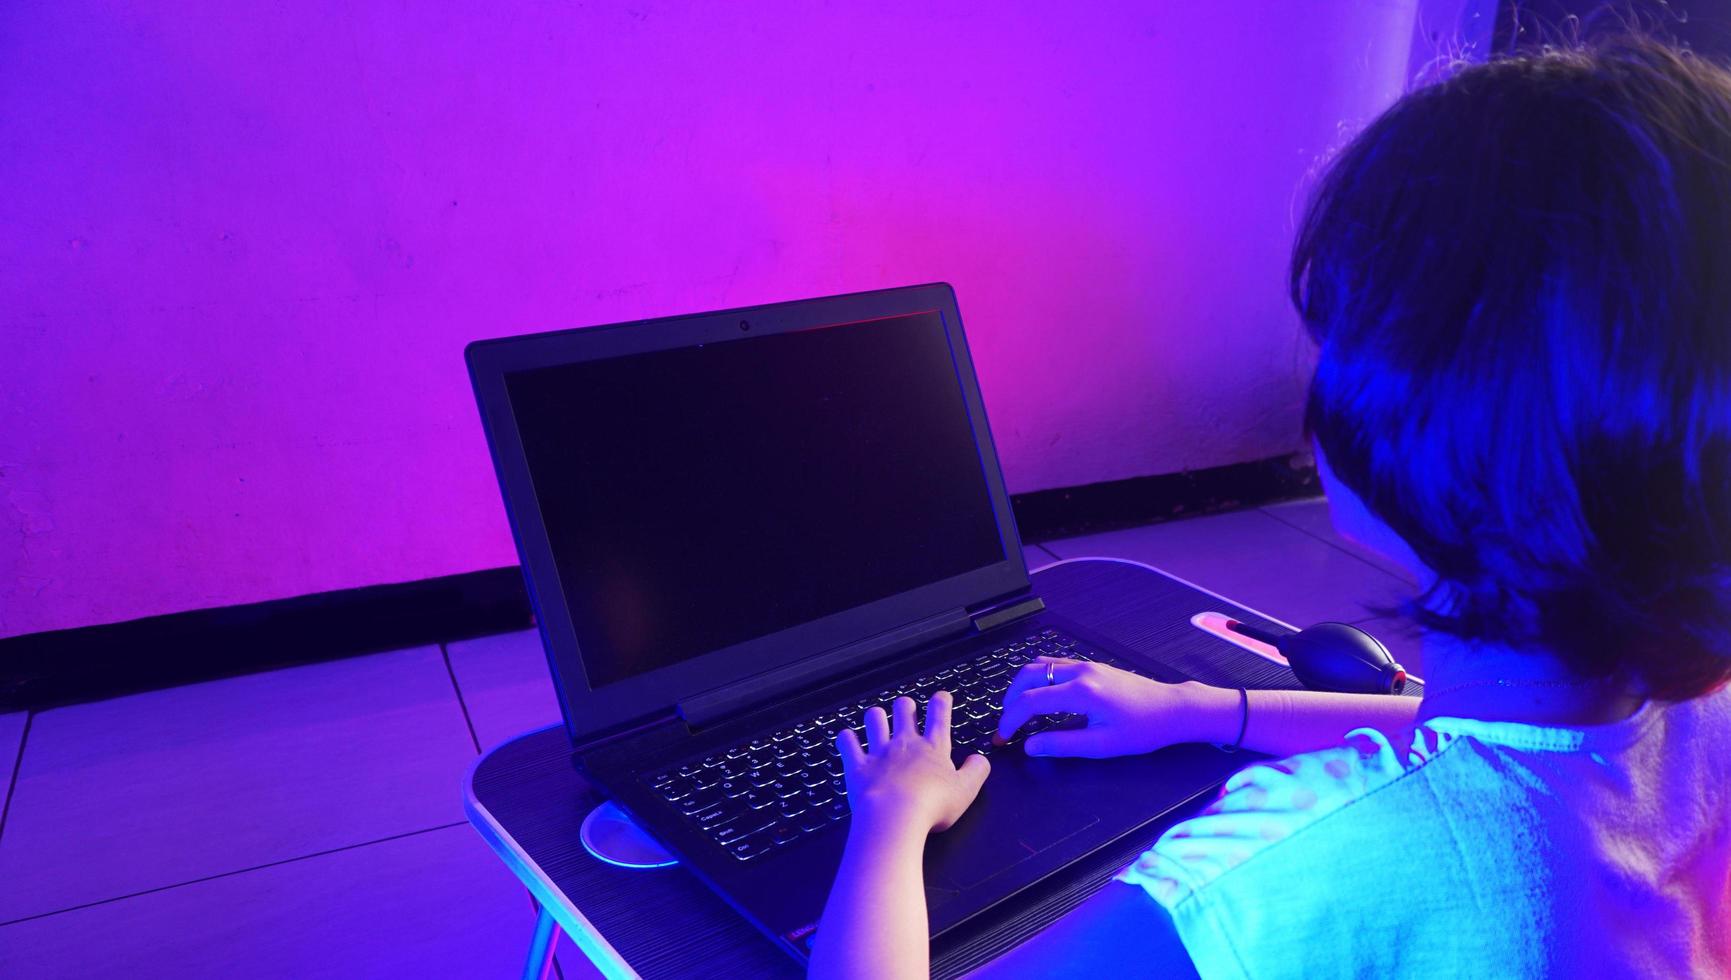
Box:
[1116,690,1731,978]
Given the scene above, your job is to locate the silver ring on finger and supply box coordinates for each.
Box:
[1046,661,1056,686]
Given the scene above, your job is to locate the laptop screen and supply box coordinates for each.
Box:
[503,309,1006,690]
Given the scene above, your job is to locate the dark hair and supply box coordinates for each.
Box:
[1291,35,1731,700]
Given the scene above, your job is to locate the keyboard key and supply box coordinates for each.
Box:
[715,813,775,843]
[729,834,775,861]
[658,778,695,801]
[677,789,722,815]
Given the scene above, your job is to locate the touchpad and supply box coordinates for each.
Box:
[926,782,1102,891]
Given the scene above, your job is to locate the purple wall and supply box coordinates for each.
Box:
[1,2,1420,638]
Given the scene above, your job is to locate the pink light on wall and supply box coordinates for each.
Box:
[0,2,1419,638]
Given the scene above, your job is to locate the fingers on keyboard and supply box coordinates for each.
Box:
[647,628,1115,860]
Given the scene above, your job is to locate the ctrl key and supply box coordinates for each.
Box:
[728,832,775,861]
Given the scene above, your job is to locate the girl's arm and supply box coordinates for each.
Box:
[995,657,1421,759]
[1235,686,1421,756]
[808,693,990,980]
[809,661,1419,978]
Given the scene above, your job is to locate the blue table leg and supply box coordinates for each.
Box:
[522,905,562,980]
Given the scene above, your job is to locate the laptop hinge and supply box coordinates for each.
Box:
[970,594,1045,632]
[569,709,684,755]
[679,607,973,731]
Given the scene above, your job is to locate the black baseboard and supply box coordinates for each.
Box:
[0,568,536,713]
[0,452,1316,712]
[1008,452,1318,541]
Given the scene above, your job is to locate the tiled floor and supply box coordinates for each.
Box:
[0,499,1421,978]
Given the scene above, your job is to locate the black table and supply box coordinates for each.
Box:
[463,557,1419,978]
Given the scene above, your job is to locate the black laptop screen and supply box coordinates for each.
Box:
[503,310,1006,690]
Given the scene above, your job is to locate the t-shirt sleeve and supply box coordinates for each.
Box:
[1114,725,1455,975]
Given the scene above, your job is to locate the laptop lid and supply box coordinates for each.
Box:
[466,283,1029,743]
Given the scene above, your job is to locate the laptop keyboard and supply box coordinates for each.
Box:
[644,626,1130,862]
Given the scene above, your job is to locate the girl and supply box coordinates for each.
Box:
[810,36,1731,979]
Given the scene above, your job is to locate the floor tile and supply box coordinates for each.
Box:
[0,712,26,826]
[0,712,24,764]
[1259,496,1418,584]
[447,631,564,753]
[0,647,476,922]
[1042,508,1414,629]
[0,824,558,979]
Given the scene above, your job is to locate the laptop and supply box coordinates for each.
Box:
[465,283,1242,962]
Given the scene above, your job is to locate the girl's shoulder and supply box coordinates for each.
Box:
[1115,724,1448,907]
[1119,689,1731,910]
[1117,693,1731,977]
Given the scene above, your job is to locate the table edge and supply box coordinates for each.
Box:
[463,731,643,980]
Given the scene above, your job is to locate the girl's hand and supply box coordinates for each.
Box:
[995,657,1236,757]
[836,692,990,836]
